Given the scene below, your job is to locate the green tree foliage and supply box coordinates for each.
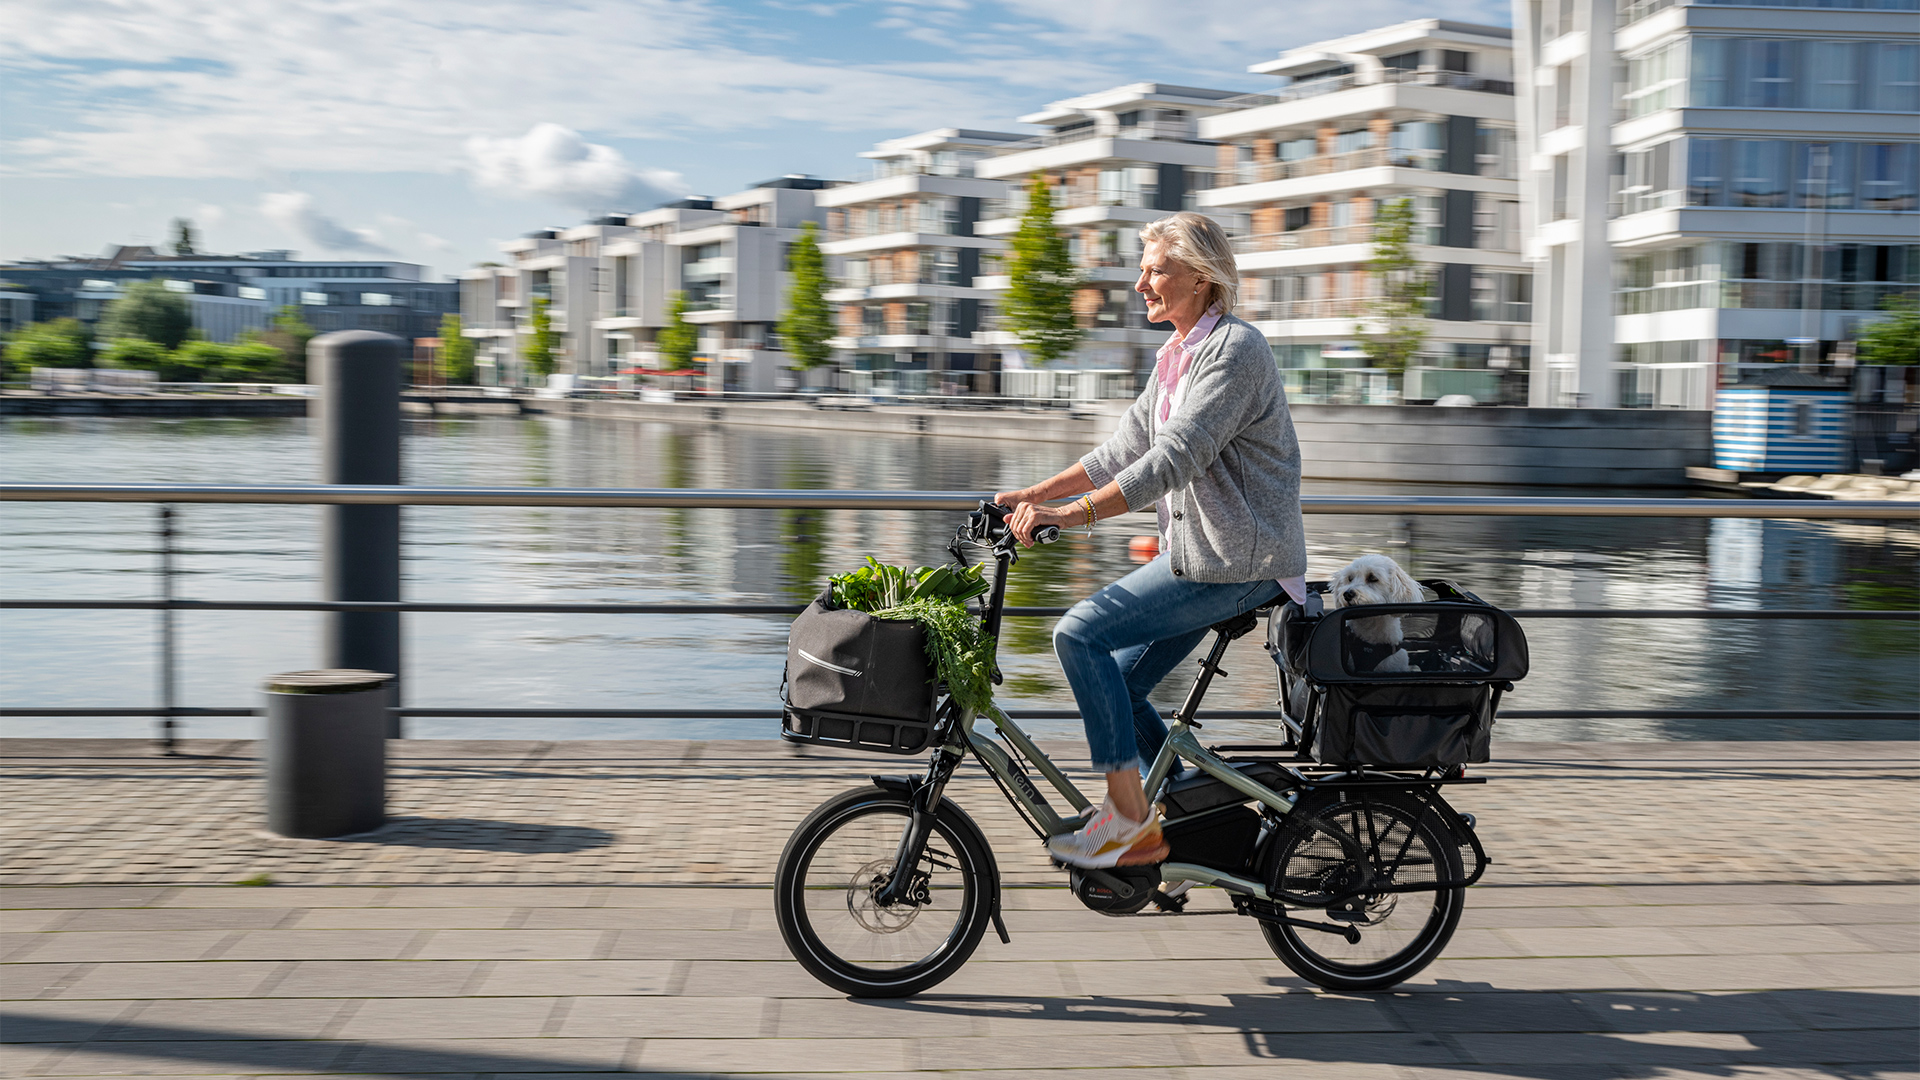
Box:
[1355,198,1431,376]
[170,218,197,257]
[251,306,317,382]
[1857,295,1920,366]
[5,318,92,371]
[102,280,194,351]
[657,291,697,370]
[1002,174,1083,367]
[438,314,477,384]
[521,296,559,380]
[177,339,283,382]
[778,222,835,370]
[99,336,177,376]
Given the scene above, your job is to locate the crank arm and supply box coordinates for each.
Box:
[1235,899,1362,943]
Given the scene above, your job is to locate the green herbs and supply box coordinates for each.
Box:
[829,559,995,714]
[869,597,995,715]
[829,557,989,612]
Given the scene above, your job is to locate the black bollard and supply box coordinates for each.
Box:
[265,670,391,838]
[312,330,405,736]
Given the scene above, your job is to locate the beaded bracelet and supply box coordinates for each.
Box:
[1080,493,1098,536]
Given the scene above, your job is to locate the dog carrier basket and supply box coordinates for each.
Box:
[1267,579,1529,770]
[780,587,939,754]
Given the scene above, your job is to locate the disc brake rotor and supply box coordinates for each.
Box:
[846,859,922,934]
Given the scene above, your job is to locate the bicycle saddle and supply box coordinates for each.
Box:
[1209,610,1263,640]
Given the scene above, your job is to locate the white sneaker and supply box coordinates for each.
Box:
[1046,797,1169,869]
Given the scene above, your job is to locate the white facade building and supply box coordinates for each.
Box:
[973,83,1245,391]
[1515,0,1918,408]
[817,129,1024,393]
[1202,20,1529,404]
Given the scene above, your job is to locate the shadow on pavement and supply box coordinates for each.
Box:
[337,817,614,853]
[3,988,1915,1076]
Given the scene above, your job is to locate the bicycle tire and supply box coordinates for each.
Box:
[1257,788,1465,991]
[774,785,994,998]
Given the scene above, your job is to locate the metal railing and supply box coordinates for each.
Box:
[3,484,1916,749]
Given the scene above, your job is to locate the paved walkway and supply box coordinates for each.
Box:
[3,881,1915,1078]
[2,739,1915,1077]
[0,739,1915,888]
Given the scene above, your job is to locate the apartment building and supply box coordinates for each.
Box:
[972,83,1245,389]
[1200,20,1528,404]
[816,129,1024,393]
[1516,0,1918,409]
[460,178,832,388]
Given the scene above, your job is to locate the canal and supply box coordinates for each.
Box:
[3,414,1914,743]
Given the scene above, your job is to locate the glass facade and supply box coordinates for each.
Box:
[1691,38,1919,112]
[1616,242,1919,313]
[1687,139,1918,210]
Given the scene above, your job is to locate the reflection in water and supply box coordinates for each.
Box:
[2,415,1914,744]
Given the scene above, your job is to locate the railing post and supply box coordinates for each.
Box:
[312,330,405,738]
[156,504,177,755]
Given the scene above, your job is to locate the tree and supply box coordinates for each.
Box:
[521,296,559,381]
[1857,295,1920,366]
[657,291,697,370]
[1354,197,1431,376]
[170,218,197,257]
[99,336,175,376]
[1002,174,1083,367]
[778,222,835,371]
[438,313,477,384]
[101,280,194,350]
[177,339,282,382]
[5,318,92,371]
[253,306,317,382]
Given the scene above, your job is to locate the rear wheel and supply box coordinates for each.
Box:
[1258,789,1464,991]
[774,786,994,998]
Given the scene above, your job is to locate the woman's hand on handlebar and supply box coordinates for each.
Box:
[1006,499,1075,548]
[993,487,1038,510]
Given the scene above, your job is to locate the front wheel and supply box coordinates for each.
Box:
[1258,789,1465,991]
[774,785,995,997]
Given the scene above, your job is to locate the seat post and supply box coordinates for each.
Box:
[1172,628,1237,729]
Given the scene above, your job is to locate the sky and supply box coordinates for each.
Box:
[1,0,1510,280]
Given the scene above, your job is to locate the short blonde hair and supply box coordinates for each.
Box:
[1139,212,1239,315]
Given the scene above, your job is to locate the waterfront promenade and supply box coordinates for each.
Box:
[2,738,1916,1077]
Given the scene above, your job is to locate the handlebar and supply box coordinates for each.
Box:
[959,500,1059,554]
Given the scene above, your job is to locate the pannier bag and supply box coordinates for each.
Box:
[781,587,939,754]
[1267,579,1529,770]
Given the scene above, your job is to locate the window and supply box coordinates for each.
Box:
[1442,50,1472,73]
[1391,120,1444,170]
[1861,144,1920,211]
[1475,197,1521,249]
[932,249,961,285]
[1730,140,1788,208]
[1470,271,1532,321]
[1279,137,1316,162]
[1477,123,1517,178]
[1691,37,1729,106]
[1552,155,1570,220]
[1382,51,1420,71]
[1793,143,1855,209]
[1872,42,1920,113]
[1623,140,1680,213]
[1415,195,1446,244]
[1743,39,1796,108]
[1554,64,1574,128]
[1627,39,1687,117]
[1805,41,1860,110]
[1334,128,1373,155]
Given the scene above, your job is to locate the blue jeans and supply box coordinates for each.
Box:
[1052,555,1284,774]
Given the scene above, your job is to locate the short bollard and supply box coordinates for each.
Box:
[264,670,392,838]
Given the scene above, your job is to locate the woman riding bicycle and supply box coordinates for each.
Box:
[997,211,1306,870]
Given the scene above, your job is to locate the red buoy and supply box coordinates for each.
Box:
[1128,534,1160,563]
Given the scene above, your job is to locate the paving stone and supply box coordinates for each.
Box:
[410,930,608,961]
[21,931,236,964]
[1762,987,1920,1030]
[340,1037,628,1074]
[470,960,677,997]
[636,1035,910,1073]
[1408,956,1651,992]
[52,961,282,1000]
[1672,924,1884,956]
[0,910,75,934]
[108,999,347,1040]
[30,1039,345,1075]
[214,929,421,961]
[1380,991,1602,1032]
[607,929,790,962]
[157,888,394,909]
[57,909,291,933]
[1499,926,1710,958]
[1454,1029,1746,1065]
[1615,953,1849,991]
[263,960,483,998]
[0,888,177,909]
[1580,990,1807,1032]
[289,908,517,930]
[0,999,136,1042]
[333,997,558,1040]
[1165,992,1402,1034]
[1185,1029,1464,1066]
[561,995,769,1038]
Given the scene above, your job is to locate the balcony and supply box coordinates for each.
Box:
[994,119,1201,154]
[1229,146,1443,186]
[1244,297,1381,321]
[1232,225,1376,253]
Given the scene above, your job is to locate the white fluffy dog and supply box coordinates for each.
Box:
[1326,554,1425,673]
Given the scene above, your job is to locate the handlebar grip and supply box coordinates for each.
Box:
[1033,525,1060,545]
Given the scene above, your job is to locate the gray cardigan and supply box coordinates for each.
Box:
[1080,313,1306,584]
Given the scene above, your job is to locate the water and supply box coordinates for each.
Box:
[3,414,1915,743]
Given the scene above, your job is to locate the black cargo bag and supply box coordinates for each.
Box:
[1267,579,1528,770]
[781,588,939,754]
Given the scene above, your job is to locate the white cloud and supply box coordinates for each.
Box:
[260,191,393,255]
[192,203,226,226]
[466,124,686,211]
